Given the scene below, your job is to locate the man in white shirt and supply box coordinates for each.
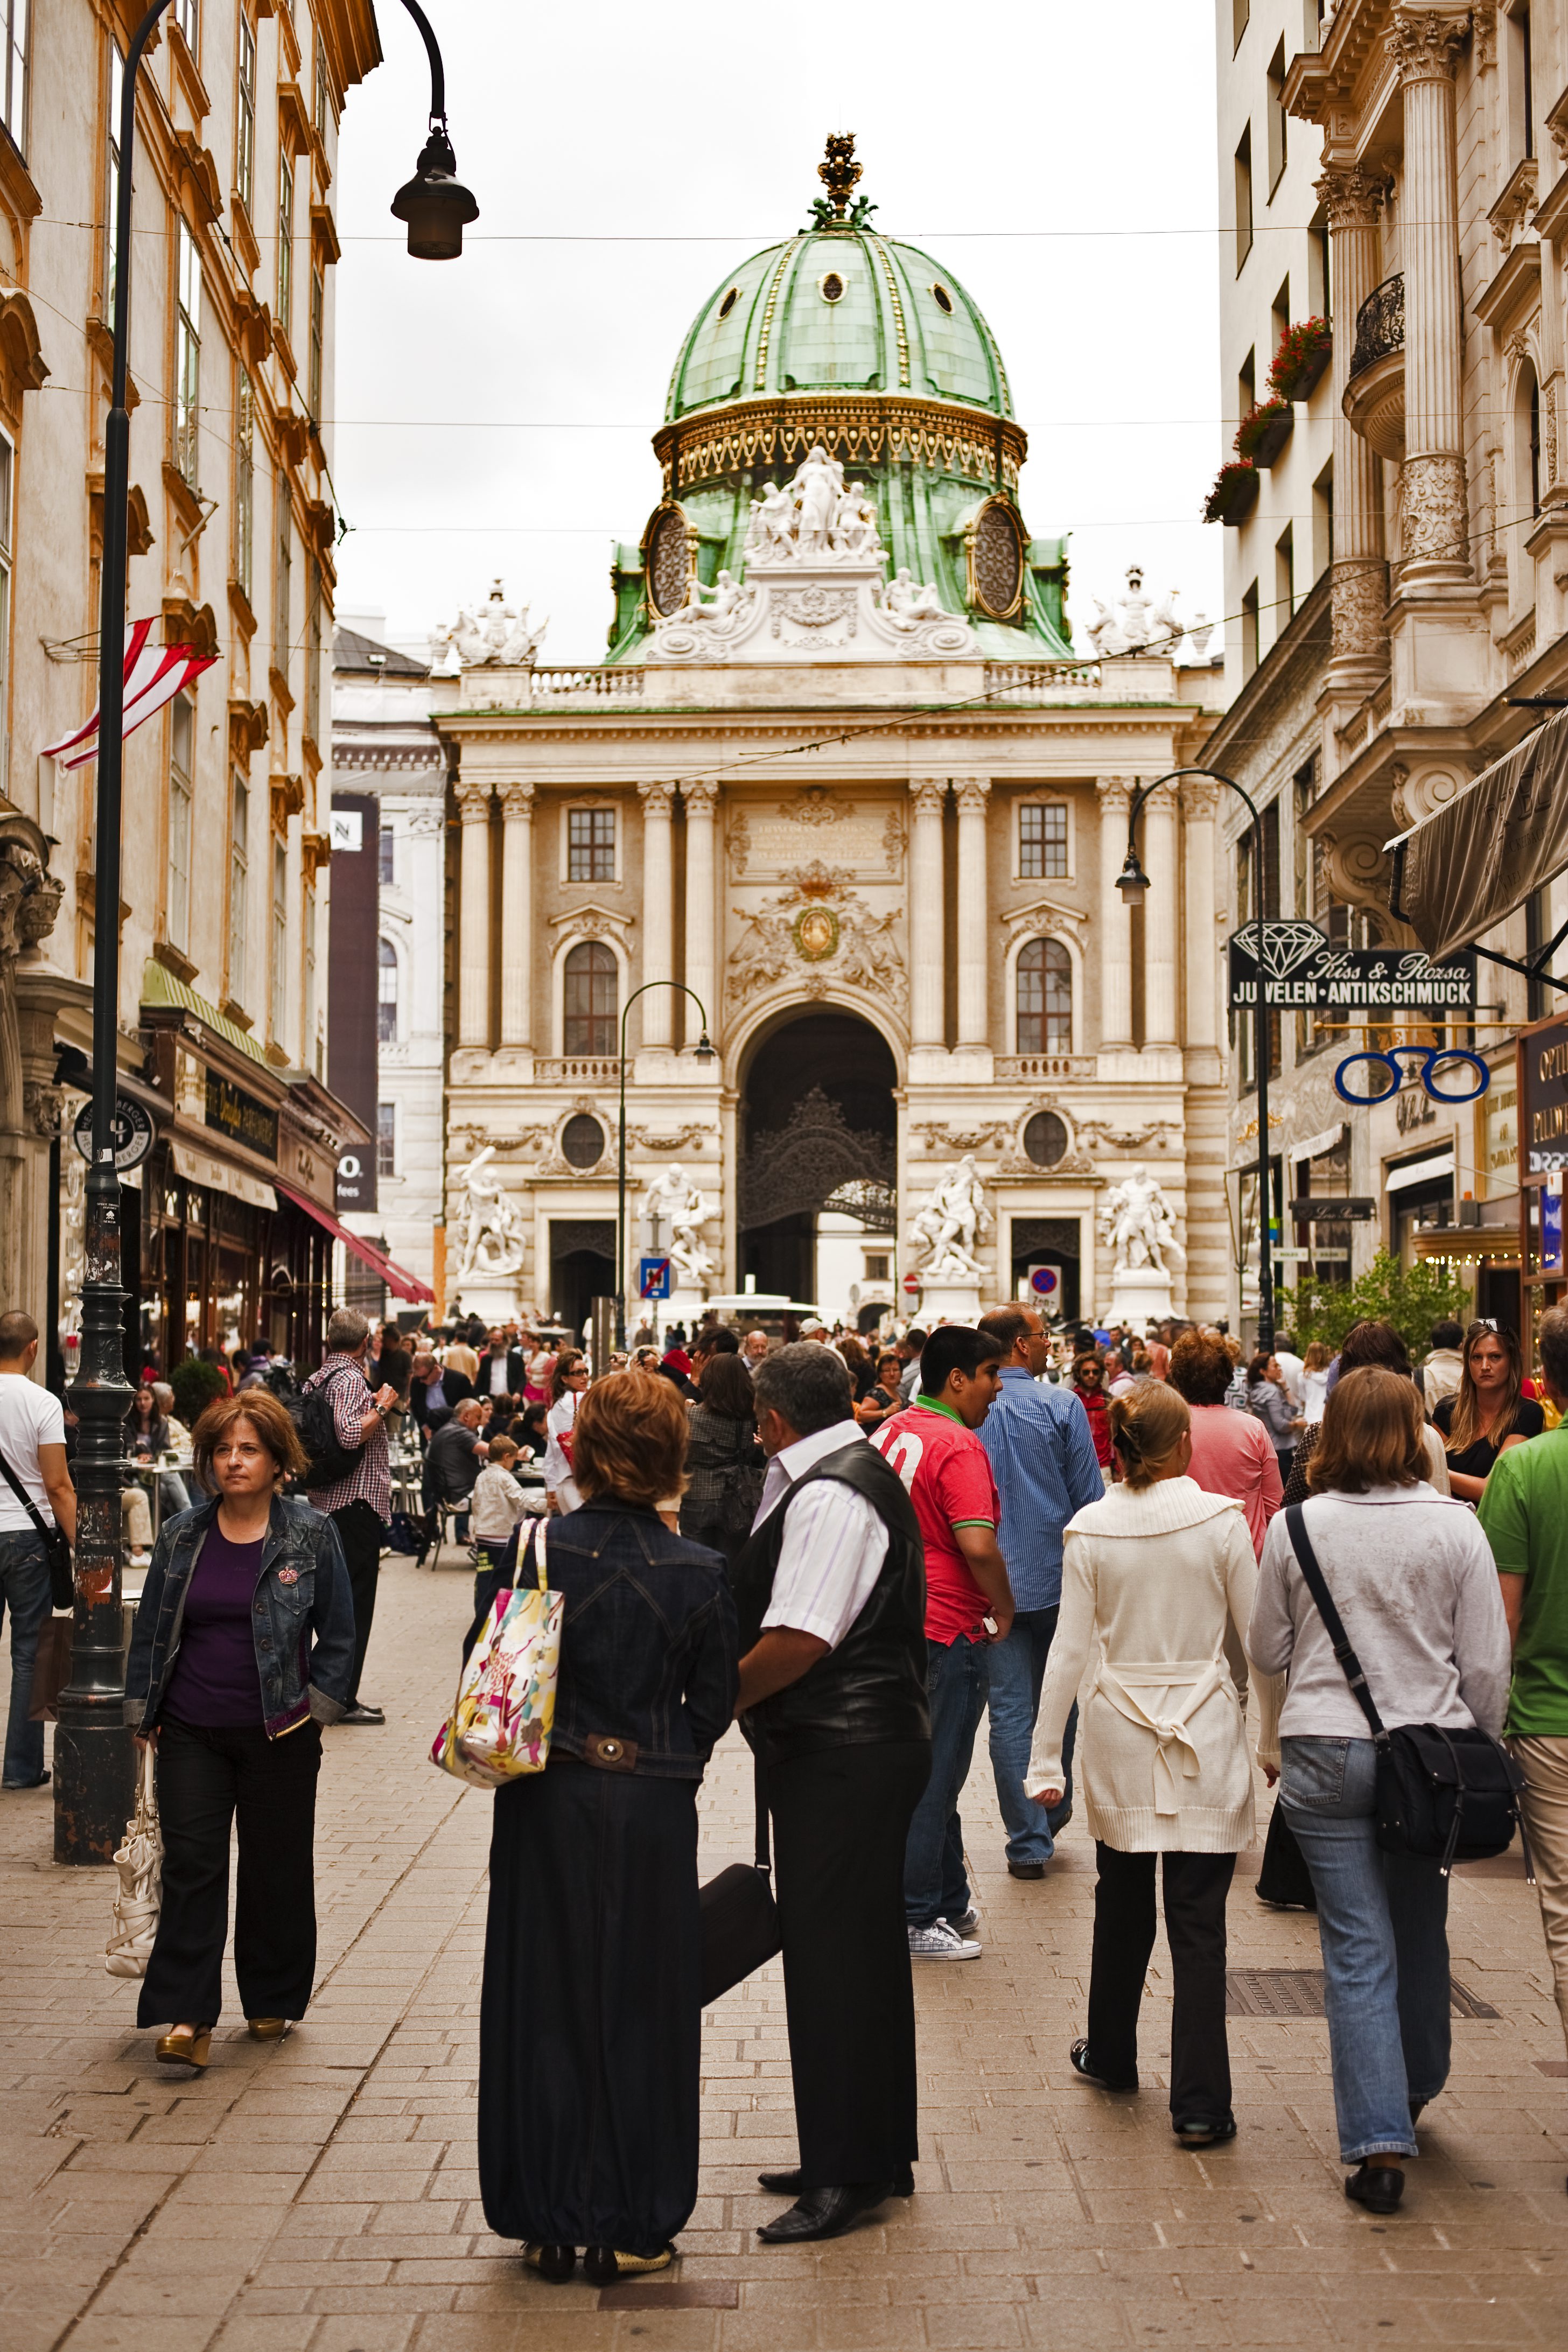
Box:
[1273,1329,1306,1412]
[0,1310,76,1789]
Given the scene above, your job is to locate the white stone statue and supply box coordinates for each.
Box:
[675,567,748,625]
[430,580,549,670]
[745,479,797,559]
[880,567,949,628]
[453,1143,527,1280]
[830,482,880,556]
[792,444,844,554]
[1099,1164,1186,1276]
[738,448,885,570]
[1083,565,1205,661]
[643,1164,714,1287]
[909,1154,990,1279]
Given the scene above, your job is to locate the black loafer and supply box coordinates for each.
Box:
[1007,1860,1046,1880]
[1345,2162,1404,2214]
[759,2165,913,2197]
[757,2182,895,2243]
[522,2242,576,2282]
[1174,2116,1237,2148]
[1069,2038,1138,2094]
[341,1703,385,1726]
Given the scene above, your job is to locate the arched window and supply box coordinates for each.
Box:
[376,937,397,1043]
[1016,937,1072,1052]
[563,940,617,1055]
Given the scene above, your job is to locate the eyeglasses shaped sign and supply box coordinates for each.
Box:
[1333,1046,1490,1106]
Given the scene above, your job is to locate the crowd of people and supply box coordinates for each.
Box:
[0,1292,1565,2286]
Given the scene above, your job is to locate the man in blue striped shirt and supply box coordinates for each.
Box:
[976,1306,1104,1878]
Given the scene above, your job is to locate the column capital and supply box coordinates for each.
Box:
[682,779,719,814]
[1387,9,1469,83]
[1313,164,1389,230]
[455,780,492,825]
[1182,780,1221,821]
[908,778,948,816]
[637,780,675,816]
[1095,775,1133,816]
[953,777,991,816]
[498,781,535,820]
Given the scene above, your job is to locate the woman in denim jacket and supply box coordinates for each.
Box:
[479,1370,738,2291]
[125,1389,354,2070]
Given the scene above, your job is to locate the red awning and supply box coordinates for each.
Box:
[275,1181,436,1305]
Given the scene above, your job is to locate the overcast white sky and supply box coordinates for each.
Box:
[331,0,1224,666]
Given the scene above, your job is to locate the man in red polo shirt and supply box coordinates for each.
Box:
[872,1323,1013,1960]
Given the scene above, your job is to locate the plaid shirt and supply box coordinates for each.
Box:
[304,1353,391,1524]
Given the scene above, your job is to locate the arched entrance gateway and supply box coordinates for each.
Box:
[739,1012,897,1317]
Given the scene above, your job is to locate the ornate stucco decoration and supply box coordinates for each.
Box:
[549,901,636,957]
[726,863,906,1016]
[1077,1114,1183,1155]
[430,580,549,671]
[1001,895,1089,956]
[628,1123,711,1153]
[912,1119,1013,1154]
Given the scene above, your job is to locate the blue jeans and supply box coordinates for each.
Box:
[904,1634,988,1929]
[985,1605,1077,1865]
[1281,1735,1451,2163]
[0,1531,51,1787]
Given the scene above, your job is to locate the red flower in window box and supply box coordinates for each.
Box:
[1202,461,1259,526]
[1267,316,1332,403]
[1234,396,1293,467]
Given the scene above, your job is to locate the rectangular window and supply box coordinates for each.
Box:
[1266,38,1288,193]
[377,1103,396,1178]
[377,937,398,1041]
[271,839,288,1038]
[1233,0,1249,48]
[274,472,291,681]
[1,0,29,153]
[167,695,193,951]
[307,266,323,421]
[105,40,123,312]
[1019,801,1068,879]
[305,558,321,744]
[235,363,253,599]
[1276,524,1294,625]
[175,0,197,52]
[567,806,616,881]
[229,772,249,1006]
[1312,459,1334,578]
[1235,124,1253,274]
[304,884,318,1074]
[379,824,395,886]
[864,1253,889,1282]
[1241,580,1259,679]
[174,218,201,486]
[314,44,330,140]
[236,12,255,212]
[277,151,293,330]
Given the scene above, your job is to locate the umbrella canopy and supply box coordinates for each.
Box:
[1388,706,1568,962]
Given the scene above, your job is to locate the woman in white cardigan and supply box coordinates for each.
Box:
[1027,1381,1273,2148]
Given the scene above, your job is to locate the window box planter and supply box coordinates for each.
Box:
[1235,397,1293,468]
[1268,316,1332,403]
[1203,461,1259,526]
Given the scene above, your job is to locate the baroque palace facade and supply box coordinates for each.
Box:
[426,146,1227,1335]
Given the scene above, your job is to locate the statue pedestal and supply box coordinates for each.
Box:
[1104,1266,1174,1332]
[664,1285,709,1339]
[451,1277,523,1326]
[915,1275,984,1328]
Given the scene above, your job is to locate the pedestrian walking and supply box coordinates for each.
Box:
[974,1304,1103,1880]
[127,1390,354,2067]
[1283,1321,1451,1506]
[1477,1305,1568,2088]
[731,1343,930,2243]
[1301,1340,1332,1421]
[301,1308,397,1727]
[1273,1330,1305,1413]
[679,1350,764,1565]
[871,1324,1012,1959]
[1072,1350,1115,1478]
[544,1351,589,1510]
[1249,1367,1510,2211]
[1026,1381,1266,2150]
[0,1311,74,1791]
[1168,1329,1282,1558]
[897,1327,927,1402]
[479,1371,737,2285]
[854,1348,905,1430]
[1247,1352,1304,1483]
[470,1433,529,1574]
[1432,1321,1543,1502]
[1417,1320,1466,1416]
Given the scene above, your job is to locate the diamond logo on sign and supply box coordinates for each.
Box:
[1231,919,1329,979]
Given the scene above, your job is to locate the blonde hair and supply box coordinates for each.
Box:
[1107,1382,1191,1490]
[486,1434,519,1464]
[1303,1340,1332,1372]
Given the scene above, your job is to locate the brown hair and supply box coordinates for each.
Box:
[697,1351,757,1421]
[1108,1382,1191,1490]
[486,1433,519,1463]
[979,1304,1032,1356]
[191,1390,306,1494]
[550,1349,586,1403]
[573,1370,689,1509]
[1307,1366,1427,1495]
[1445,1320,1525,1456]
[0,1310,38,1359]
[1339,1319,1412,1378]
[1168,1329,1233,1407]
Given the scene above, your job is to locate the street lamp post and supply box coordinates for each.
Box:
[56,0,474,1864]
[1115,766,1277,1355]
[615,984,716,1348]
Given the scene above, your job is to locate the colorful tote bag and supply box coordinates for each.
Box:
[430,1521,563,1787]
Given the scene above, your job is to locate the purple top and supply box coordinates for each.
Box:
[163,1525,265,1725]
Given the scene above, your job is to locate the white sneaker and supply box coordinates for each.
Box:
[128,1552,152,1569]
[908,1920,982,1961]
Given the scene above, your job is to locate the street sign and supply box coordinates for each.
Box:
[639,1255,671,1300]
[1028,1265,1062,1299]
[1272,1248,1309,1262]
[902,1272,921,1296]
[72,1093,153,1172]
[1228,920,1475,1013]
[1287,1197,1377,1221]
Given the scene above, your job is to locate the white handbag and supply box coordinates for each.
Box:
[105,1742,163,1979]
[430,1520,563,1788]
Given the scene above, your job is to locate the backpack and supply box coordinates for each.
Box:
[291,1368,365,1490]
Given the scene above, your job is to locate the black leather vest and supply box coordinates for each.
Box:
[731,1437,930,1760]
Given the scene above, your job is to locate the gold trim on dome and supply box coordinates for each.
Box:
[653,394,1025,491]
[868,234,911,388]
[753,239,802,392]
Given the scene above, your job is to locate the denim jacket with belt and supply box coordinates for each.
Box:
[125,1493,355,1739]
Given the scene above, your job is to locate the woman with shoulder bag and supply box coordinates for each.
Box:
[125,1390,355,2069]
[1249,1367,1511,2213]
[680,1353,765,1564]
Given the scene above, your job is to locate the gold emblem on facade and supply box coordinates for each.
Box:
[793,905,840,961]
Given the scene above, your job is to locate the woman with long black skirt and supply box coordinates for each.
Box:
[478,1370,738,2287]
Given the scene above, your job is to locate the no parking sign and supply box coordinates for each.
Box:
[1028,1264,1061,1302]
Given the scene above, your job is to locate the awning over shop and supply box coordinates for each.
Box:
[1387,706,1568,960]
[169,1139,277,1212]
[1292,1121,1347,1166]
[274,1181,436,1304]
[1384,1152,1455,1193]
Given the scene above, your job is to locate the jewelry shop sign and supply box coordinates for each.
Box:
[1228,921,1476,1012]
[1519,1013,1568,1182]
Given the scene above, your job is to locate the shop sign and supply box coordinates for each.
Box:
[1287,1197,1376,1220]
[1333,1045,1489,1106]
[204,1072,279,1160]
[1520,1013,1568,1181]
[1228,921,1476,1011]
[1544,1174,1565,1276]
[72,1093,153,1172]
[1484,1077,1517,1186]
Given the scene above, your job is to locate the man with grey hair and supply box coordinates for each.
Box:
[731,1342,931,2245]
[743,1329,770,1373]
[302,1307,398,1725]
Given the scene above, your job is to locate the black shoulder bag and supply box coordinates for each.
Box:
[1283,1502,1523,1875]
[698,1751,782,2003]
[0,1445,74,1609]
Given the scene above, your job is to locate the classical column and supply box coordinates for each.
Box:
[1182,782,1220,1052]
[1142,782,1179,1047]
[682,780,717,1040]
[638,781,674,1045]
[1317,164,1389,676]
[955,778,991,1047]
[1096,777,1134,1048]
[1388,10,1470,582]
[456,779,491,1048]
[909,779,947,1048]
[498,781,534,1048]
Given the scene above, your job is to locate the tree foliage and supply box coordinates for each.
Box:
[1275,1250,1474,1358]
[170,1355,226,1429]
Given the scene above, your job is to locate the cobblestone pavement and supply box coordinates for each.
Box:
[3,1551,1567,2352]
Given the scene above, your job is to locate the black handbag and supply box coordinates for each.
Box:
[1256,1797,1317,1909]
[0,1443,74,1609]
[1283,1503,1524,1875]
[698,1752,781,2004]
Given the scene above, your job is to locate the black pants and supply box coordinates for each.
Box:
[769,1739,931,2189]
[137,1718,322,2027]
[1088,1843,1237,2123]
[331,1499,384,1705]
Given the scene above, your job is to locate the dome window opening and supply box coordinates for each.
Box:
[648,507,690,618]
[562,1114,607,1170]
[819,270,846,304]
[1023,1111,1069,1169]
[931,282,955,314]
[717,286,740,320]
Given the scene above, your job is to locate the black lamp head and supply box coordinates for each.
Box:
[390,118,479,261]
[694,1031,717,1065]
[1116,850,1151,905]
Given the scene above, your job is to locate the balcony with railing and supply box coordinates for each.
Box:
[1343,273,1404,460]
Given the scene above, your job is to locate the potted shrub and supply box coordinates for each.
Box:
[1202,460,1259,526]
[1234,396,1293,468]
[1268,315,1332,403]
[170,1354,227,1430]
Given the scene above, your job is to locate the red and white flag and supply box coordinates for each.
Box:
[43,620,218,772]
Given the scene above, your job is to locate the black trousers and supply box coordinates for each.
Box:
[769,1738,930,2189]
[1088,1843,1236,2123]
[137,1717,322,2028]
[331,1499,384,1705]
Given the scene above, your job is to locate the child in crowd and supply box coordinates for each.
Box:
[465,1436,531,1657]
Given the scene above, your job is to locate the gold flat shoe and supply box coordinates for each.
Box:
[246,2018,288,2041]
[155,2026,212,2069]
[582,2243,673,2286]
